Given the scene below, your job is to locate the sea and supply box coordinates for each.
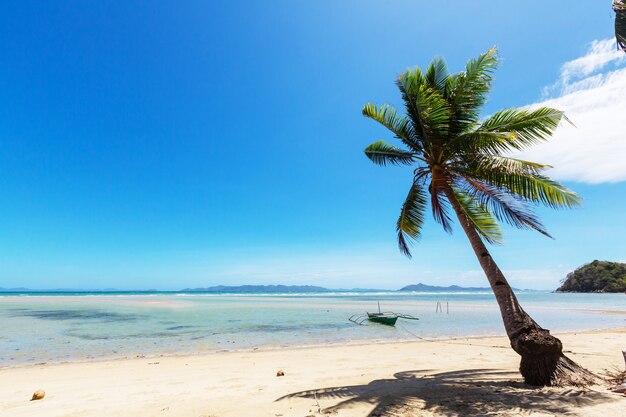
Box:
[1,291,624,367]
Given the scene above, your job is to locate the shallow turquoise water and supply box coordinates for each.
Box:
[1,291,624,366]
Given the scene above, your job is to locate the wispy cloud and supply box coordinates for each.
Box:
[196,245,571,290]
[457,267,571,290]
[209,247,419,289]
[513,38,626,184]
[549,38,626,94]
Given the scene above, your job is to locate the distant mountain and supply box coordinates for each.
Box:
[399,283,492,292]
[556,260,626,293]
[180,285,332,293]
[0,288,153,293]
[1,283,525,294]
[0,286,386,294]
[0,287,30,292]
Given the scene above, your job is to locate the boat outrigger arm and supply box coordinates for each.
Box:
[348,302,419,326]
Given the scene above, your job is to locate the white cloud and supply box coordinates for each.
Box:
[557,38,625,87]
[513,38,626,184]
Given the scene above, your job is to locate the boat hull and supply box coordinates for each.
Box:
[367,313,398,326]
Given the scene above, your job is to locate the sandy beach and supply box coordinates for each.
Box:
[1,329,625,417]
[3,1,626,416]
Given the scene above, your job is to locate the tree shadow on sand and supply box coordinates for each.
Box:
[278,369,620,416]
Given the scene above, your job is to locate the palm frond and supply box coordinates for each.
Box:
[475,171,581,209]
[430,188,454,233]
[414,85,451,139]
[396,69,451,145]
[469,155,552,175]
[446,47,498,133]
[364,140,415,166]
[396,181,428,258]
[362,103,421,151]
[413,166,431,184]
[452,187,503,244]
[425,57,449,94]
[396,68,428,142]
[487,156,551,173]
[476,107,566,152]
[459,176,552,238]
[396,68,426,103]
[615,0,626,52]
[445,130,516,157]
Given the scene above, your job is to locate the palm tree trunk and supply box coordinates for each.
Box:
[442,186,596,386]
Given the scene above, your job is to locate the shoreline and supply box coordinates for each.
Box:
[1,328,625,416]
[4,324,626,371]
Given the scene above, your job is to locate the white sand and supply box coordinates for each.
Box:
[1,329,625,417]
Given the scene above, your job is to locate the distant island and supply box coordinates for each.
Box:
[400,283,492,292]
[1,283,502,293]
[556,260,626,293]
[183,283,496,293]
[181,285,332,293]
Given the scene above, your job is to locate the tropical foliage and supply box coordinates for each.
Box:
[615,0,626,52]
[363,48,580,257]
[557,260,626,292]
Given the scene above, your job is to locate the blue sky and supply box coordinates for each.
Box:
[0,1,624,290]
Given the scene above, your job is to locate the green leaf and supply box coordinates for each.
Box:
[445,130,516,157]
[364,140,415,166]
[470,155,552,175]
[430,188,454,233]
[476,171,582,209]
[396,67,426,103]
[615,1,626,52]
[396,181,427,258]
[446,47,498,133]
[396,69,451,150]
[414,85,451,139]
[477,107,566,152]
[396,68,428,141]
[459,177,552,238]
[452,187,503,244]
[425,57,449,94]
[362,103,421,151]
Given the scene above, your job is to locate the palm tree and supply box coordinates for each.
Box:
[362,48,596,386]
[615,1,626,52]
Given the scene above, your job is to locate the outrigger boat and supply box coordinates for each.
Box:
[349,302,419,326]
